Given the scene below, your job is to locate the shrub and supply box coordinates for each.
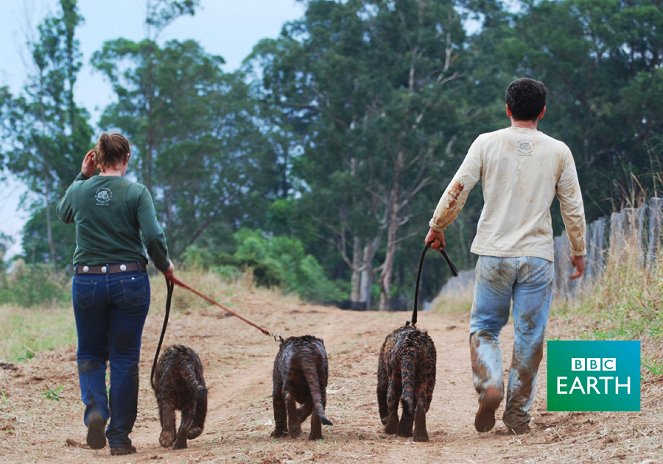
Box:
[0,260,69,308]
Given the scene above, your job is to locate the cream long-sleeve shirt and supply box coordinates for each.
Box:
[429,126,586,262]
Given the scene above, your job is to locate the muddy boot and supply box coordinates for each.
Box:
[475,386,502,432]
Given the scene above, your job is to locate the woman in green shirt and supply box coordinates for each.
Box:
[57,132,174,456]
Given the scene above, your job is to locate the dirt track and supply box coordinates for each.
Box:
[0,287,661,463]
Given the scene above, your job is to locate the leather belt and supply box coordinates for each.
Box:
[75,263,147,274]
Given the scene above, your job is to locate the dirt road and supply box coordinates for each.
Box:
[0,287,660,463]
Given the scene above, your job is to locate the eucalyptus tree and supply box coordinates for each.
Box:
[496,0,663,218]
[251,0,468,309]
[2,0,93,267]
[93,2,280,256]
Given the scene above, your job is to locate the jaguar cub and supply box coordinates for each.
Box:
[271,335,333,440]
[377,324,436,442]
[152,345,208,449]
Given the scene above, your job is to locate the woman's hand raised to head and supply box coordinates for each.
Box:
[81,149,97,178]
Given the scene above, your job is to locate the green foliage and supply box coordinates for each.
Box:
[232,229,344,303]
[0,261,69,308]
[42,385,64,401]
[5,0,663,311]
[92,37,281,256]
[0,0,93,268]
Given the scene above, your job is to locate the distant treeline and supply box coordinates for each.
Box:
[1,0,661,309]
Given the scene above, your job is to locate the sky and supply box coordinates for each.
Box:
[0,0,305,259]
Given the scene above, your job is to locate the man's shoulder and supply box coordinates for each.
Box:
[532,129,567,146]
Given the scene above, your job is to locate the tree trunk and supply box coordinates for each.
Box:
[379,149,404,310]
[44,185,57,269]
[350,236,361,302]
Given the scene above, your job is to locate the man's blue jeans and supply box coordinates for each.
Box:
[72,270,150,449]
[469,255,554,429]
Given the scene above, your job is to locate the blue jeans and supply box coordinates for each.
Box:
[469,255,554,429]
[72,270,150,448]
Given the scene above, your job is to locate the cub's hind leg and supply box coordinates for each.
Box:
[270,386,288,438]
[377,361,389,425]
[188,386,207,439]
[158,398,177,448]
[286,391,303,438]
[413,390,429,442]
[384,380,401,435]
[398,398,414,437]
[173,403,196,449]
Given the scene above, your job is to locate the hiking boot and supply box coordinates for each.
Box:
[86,410,106,450]
[110,445,137,456]
[474,386,502,433]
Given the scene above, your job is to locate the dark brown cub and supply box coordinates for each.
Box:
[377,324,436,442]
[271,335,332,440]
[152,344,207,449]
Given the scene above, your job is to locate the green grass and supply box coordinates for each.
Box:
[0,305,76,363]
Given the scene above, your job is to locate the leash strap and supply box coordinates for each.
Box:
[410,242,459,326]
[150,276,174,390]
[170,276,273,337]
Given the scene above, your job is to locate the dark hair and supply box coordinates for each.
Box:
[95,132,130,168]
[505,78,547,121]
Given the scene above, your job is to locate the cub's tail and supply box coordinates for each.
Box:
[401,348,416,417]
[302,357,333,426]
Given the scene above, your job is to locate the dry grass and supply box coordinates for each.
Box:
[0,305,76,363]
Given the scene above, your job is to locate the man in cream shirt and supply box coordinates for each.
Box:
[425,78,586,435]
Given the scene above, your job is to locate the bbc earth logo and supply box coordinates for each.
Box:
[547,341,640,411]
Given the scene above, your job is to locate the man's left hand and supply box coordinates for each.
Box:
[425,228,446,250]
[570,255,585,280]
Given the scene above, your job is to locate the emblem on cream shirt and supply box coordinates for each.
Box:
[516,139,534,155]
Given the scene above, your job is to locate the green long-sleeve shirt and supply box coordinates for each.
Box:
[57,173,170,272]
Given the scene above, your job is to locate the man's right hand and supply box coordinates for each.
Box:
[425,228,446,250]
[163,260,175,281]
[570,255,585,280]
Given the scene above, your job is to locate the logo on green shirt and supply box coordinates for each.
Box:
[95,188,112,206]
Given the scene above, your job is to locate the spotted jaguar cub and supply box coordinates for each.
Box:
[271,335,333,440]
[377,324,436,442]
[152,345,208,449]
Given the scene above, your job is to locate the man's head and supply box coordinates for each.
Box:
[505,78,547,121]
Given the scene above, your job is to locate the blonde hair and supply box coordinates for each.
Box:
[95,132,130,169]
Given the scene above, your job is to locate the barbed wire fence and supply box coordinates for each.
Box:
[435,197,662,303]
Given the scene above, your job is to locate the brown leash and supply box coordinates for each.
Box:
[150,275,281,390]
[410,243,459,327]
[169,276,279,338]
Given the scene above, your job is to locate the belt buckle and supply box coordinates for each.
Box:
[101,266,107,273]
[120,264,127,271]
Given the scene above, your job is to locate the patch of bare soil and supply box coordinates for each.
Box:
[0,289,661,463]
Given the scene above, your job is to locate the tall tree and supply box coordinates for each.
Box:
[2,0,93,267]
[93,2,280,256]
[250,0,468,309]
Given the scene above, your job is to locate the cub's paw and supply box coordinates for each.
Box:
[173,439,188,450]
[270,429,288,438]
[384,418,399,435]
[289,427,302,438]
[188,426,203,439]
[159,430,175,448]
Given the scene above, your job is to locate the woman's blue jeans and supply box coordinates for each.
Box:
[72,270,150,449]
[469,255,554,429]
